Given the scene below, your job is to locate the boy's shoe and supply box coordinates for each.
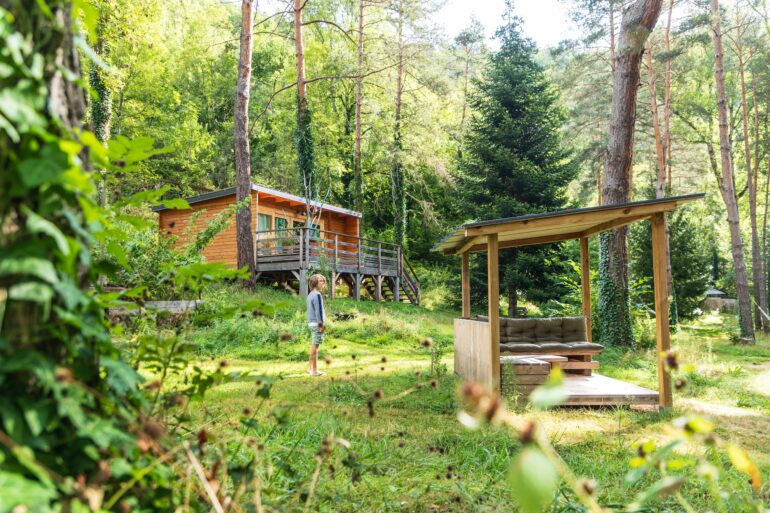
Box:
[312,371,326,376]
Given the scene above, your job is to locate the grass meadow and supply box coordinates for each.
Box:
[141,285,770,511]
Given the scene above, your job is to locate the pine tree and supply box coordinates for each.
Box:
[455,14,577,314]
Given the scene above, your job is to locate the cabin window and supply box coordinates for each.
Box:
[294,219,320,238]
[275,217,288,246]
[257,214,271,233]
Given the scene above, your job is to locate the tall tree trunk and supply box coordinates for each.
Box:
[234,0,256,286]
[354,0,365,217]
[391,0,406,250]
[741,66,769,331]
[508,285,518,318]
[458,48,471,158]
[599,0,663,346]
[295,0,315,209]
[645,41,675,324]
[609,0,617,72]
[663,0,673,190]
[711,0,754,340]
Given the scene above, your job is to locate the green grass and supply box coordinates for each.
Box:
[149,285,770,511]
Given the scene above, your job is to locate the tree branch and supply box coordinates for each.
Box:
[302,19,357,45]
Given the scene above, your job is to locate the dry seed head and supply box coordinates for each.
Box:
[422,338,433,348]
[367,400,375,417]
[578,478,597,496]
[675,378,687,390]
[324,357,332,365]
[664,350,679,371]
[381,356,387,363]
[219,360,228,368]
[373,389,383,400]
[430,379,437,388]
[243,407,252,415]
[55,367,74,383]
[280,332,292,340]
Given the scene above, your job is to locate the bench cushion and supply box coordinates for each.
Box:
[474,315,603,354]
[500,342,604,353]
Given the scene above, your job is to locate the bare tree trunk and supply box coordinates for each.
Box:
[645,41,674,321]
[599,0,663,346]
[458,48,471,158]
[609,0,617,72]
[391,0,406,250]
[663,0,673,190]
[295,0,315,208]
[354,0,365,216]
[711,0,754,340]
[746,72,769,331]
[234,0,256,286]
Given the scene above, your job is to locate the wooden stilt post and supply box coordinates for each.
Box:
[579,237,592,341]
[375,276,382,302]
[354,274,361,301]
[487,234,500,392]
[651,213,673,408]
[461,251,471,319]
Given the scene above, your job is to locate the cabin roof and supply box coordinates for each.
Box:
[151,183,362,218]
[432,193,704,255]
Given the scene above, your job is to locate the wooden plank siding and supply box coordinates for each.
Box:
[158,191,359,268]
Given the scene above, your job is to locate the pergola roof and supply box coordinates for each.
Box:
[433,193,704,255]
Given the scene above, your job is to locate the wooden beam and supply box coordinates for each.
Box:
[487,234,500,392]
[580,213,653,238]
[456,236,481,255]
[651,212,673,408]
[464,202,679,238]
[461,251,471,318]
[579,237,592,342]
[449,231,584,255]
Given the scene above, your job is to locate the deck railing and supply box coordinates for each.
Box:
[254,227,396,273]
[255,227,420,303]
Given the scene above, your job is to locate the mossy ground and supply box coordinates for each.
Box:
[163,286,770,511]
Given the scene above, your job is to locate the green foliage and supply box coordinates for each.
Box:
[630,208,711,320]
[454,15,577,309]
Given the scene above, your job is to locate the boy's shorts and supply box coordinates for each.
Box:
[309,323,325,345]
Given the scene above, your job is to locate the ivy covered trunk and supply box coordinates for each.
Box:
[599,0,662,346]
[89,39,111,206]
[234,0,256,286]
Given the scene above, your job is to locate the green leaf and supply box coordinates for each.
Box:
[18,143,70,188]
[508,447,558,513]
[102,357,143,395]
[158,198,190,210]
[23,207,70,255]
[8,282,53,305]
[0,471,56,513]
[529,367,568,410]
[627,476,684,511]
[0,257,58,283]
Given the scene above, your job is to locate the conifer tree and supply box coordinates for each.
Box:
[455,13,577,314]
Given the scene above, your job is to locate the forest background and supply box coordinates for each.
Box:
[89,0,770,339]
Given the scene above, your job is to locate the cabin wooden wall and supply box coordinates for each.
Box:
[158,192,359,268]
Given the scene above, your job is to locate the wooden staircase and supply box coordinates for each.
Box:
[338,256,420,305]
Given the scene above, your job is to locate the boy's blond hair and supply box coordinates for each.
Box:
[308,273,326,291]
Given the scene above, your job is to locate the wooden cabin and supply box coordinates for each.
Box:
[154,183,420,304]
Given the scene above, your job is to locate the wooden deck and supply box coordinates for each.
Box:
[254,227,421,304]
[562,374,659,406]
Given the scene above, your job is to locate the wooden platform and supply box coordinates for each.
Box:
[562,374,659,406]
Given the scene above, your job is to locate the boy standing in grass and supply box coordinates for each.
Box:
[307,274,327,376]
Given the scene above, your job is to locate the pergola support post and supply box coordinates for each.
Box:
[487,234,500,392]
[579,237,592,341]
[461,251,471,318]
[651,212,673,408]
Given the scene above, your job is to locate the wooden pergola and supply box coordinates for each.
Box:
[434,194,704,408]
